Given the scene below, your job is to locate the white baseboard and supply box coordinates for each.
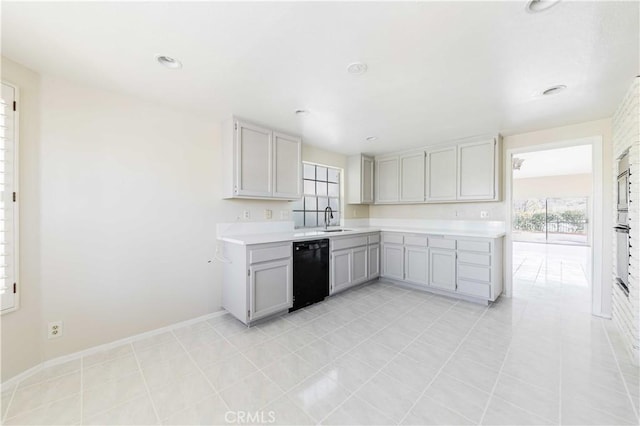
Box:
[1,309,227,389]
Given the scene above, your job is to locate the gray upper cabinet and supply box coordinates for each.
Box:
[457,139,497,200]
[347,154,374,204]
[222,117,302,200]
[399,152,426,202]
[235,120,273,197]
[426,147,457,201]
[273,132,302,199]
[369,135,500,204]
[375,156,400,203]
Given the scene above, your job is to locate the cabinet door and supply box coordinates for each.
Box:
[458,139,496,200]
[375,157,399,203]
[368,244,380,279]
[382,244,404,281]
[405,246,428,286]
[400,152,426,202]
[331,249,352,294]
[235,120,272,197]
[426,147,457,201]
[272,132,302,199]
[362,156,375,204]
[429,248,456,291]
[250,259,292,321]
[352,246,368,285]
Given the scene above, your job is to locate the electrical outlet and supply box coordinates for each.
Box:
[243,210,250,220]
[455,210,459,217]
[480,211,489,218]
[264,209,272,220]
[353,209,358,217]
[280,210,290,220]
[48,321,63,339]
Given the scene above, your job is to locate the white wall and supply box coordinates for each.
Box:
[0,58,44,381]
[1,59,367,380]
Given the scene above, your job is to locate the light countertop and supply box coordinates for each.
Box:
[219,226,505,245]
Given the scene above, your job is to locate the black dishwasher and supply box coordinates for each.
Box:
[290,239,330,312]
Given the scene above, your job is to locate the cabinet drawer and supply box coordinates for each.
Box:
[405,235,428,247]
[458,264,491,282]
[332,236,368,251]
[382,233,404,245]
[458,240,491,253]
[250,244,291,264]
[457,279,491,299]
[457,252,491,266]
[428,237,456,250]
[368,234,380,244]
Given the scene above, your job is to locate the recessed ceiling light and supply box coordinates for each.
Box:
[525,0,561,13]
[542,85,567,96]
[295,109,310,116]
[366,136,378,142]
[347,62,368,75]
[156,55,182,69]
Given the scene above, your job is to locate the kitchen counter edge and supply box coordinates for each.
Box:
[219,227,506,245]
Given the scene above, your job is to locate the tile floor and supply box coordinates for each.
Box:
[2,278,638,425]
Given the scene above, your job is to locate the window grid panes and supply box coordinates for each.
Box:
[293,163,340,228]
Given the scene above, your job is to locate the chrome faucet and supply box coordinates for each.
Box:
[324,206,334,229]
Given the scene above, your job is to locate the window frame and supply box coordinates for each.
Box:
[1,80,20,315]
[292,162,342,229]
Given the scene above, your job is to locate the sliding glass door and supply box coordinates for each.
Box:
[513,197,589,246]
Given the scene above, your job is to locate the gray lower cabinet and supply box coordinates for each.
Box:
[382,243,404,281]
[428,248,457,291]
[222,241,293,325]
[456,238,503,301]
[331,249,352,294]
[353,246,368,284]
[250,259,293,321]
[404,245,428,286]
[330,233,378,295]
[380,231,503,303]
[368,244,380,279]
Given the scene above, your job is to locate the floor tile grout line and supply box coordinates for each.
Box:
[2,381,17,424]
[3,381,84,421]
[397,301,491,426]
[237,284,434,421]
[317,298,463,425]
[130,342,162,424]
[9,362,83,392]
[477,314,518,425]
[600,318,640,421]
[170,324,234,414]
[78,390,151,424]
[246,282,430,420]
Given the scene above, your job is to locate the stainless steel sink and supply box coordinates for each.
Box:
[321,229,352,233]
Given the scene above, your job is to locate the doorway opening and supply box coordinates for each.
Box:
[507,142,600,313]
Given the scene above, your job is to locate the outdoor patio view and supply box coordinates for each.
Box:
[513,197,589,245]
